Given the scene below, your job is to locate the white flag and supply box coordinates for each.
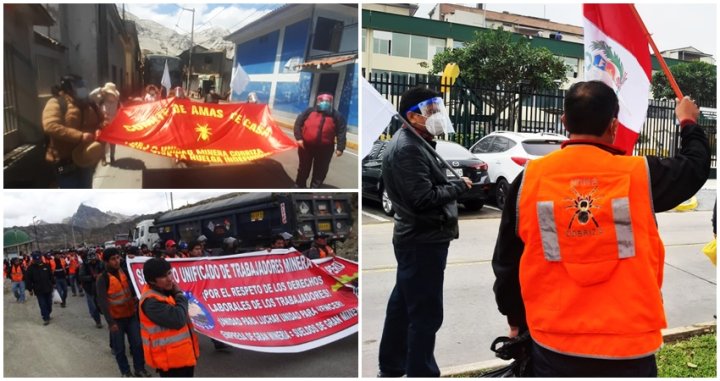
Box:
[361,77,398,158]
[229,62,250,101]
[161,60,172,97]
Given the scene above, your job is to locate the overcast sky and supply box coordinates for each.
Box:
[415,3,717,58]
[3,191,229,228]
[123,3,281,34]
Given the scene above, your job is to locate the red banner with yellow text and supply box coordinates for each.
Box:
[312,257,359,289]
[98,99,297,164]
[126,249,357,353]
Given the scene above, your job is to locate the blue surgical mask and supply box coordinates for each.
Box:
[318,101,331,112]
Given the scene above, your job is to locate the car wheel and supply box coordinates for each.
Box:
[381,188,395,216]
[496,178,510,210]
[463,200,484,211]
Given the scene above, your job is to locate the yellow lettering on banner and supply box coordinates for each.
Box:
[172,104,187,114]
[124,107,172,132]
[191,105,224,119]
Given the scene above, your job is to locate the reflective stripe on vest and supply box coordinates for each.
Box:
[107,272,136,318]
[536,197,636,261]
[139,285,199,371]
[517,145,666,359]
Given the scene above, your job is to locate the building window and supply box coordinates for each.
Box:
[453,40,465,49]
[313,17,343,52]
[362,28,366,52]
[373,30,391,55]
[560,56,579,78]
[429,37,446,57]
[391,32,410,57]
[410,35,428,59]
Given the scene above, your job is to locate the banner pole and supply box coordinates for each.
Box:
[629,4,683,100]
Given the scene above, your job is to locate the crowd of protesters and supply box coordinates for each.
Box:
[4,230,343,377]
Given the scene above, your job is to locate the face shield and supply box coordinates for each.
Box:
[316,93,333,112]
[407,97,454,135]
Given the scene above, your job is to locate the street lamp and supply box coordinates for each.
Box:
[32,216,40,251]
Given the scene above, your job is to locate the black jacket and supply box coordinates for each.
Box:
[78,260,105,295]
[24,262,55,294]
[493,123,711,328]
[382,128,467,245]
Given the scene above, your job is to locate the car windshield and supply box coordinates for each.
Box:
[522,140,564,156]
[437,141,473,159]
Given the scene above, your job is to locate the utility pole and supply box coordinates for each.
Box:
[180,7,195,92]
[170,192,175,210]
[32,216,40,250]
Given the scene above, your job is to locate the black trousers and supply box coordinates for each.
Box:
[159,366,195,377]
[532,340,658,377]
[378,242,449,377]
[295,144,335,188]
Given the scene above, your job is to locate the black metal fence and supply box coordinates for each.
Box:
[366,71,717,172]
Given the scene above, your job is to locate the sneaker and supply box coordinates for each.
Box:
[43,320,50,326]
[122,372,133,377]
[134,369,151,377]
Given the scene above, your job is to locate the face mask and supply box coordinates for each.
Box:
[75,87,89,100]
[423,113,452,136]
[317,101,331,112]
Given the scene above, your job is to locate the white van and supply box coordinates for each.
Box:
[133,219,159,248]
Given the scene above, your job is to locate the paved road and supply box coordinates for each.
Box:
[92,129,358,189]
[3,283,357,377]
[360,209,717,377]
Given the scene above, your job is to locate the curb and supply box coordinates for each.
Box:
[276,120,359,152]
[442,321,717,377]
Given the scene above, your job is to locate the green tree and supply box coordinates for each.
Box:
[651,61,716,106]
[428,28,568,130]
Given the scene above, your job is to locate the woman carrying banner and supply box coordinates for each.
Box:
[90,83,121,166]
[139,258,199,377]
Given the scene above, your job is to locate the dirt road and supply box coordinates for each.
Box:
[3,280,357,377]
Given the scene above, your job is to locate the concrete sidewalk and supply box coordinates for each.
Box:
[442,322,717,377]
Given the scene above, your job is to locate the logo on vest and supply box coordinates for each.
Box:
[565,179,603,237]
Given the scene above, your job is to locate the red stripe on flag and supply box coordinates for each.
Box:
[614,122,640,155]
[583,4,651,80]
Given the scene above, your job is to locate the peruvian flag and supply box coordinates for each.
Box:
[583,4,652,155]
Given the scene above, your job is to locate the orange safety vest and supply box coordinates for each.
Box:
[106,271,137,319]
[10,264,23,282]
[68,258,79,275]
[517,144,665,359]
[139,285,199,371]
[318,245,335,258]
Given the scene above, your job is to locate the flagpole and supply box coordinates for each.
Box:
[628,4,683,100]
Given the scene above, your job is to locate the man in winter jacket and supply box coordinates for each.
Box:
[42,75,102,188]
[293,93,347,188]
[24,251,55,325]
[377,86,471,377]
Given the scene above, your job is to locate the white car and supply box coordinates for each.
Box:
[469,131,568,209]
[104,240,116,249]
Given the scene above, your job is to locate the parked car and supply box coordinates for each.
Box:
[469,131,568,210]
[362,139,491,216]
